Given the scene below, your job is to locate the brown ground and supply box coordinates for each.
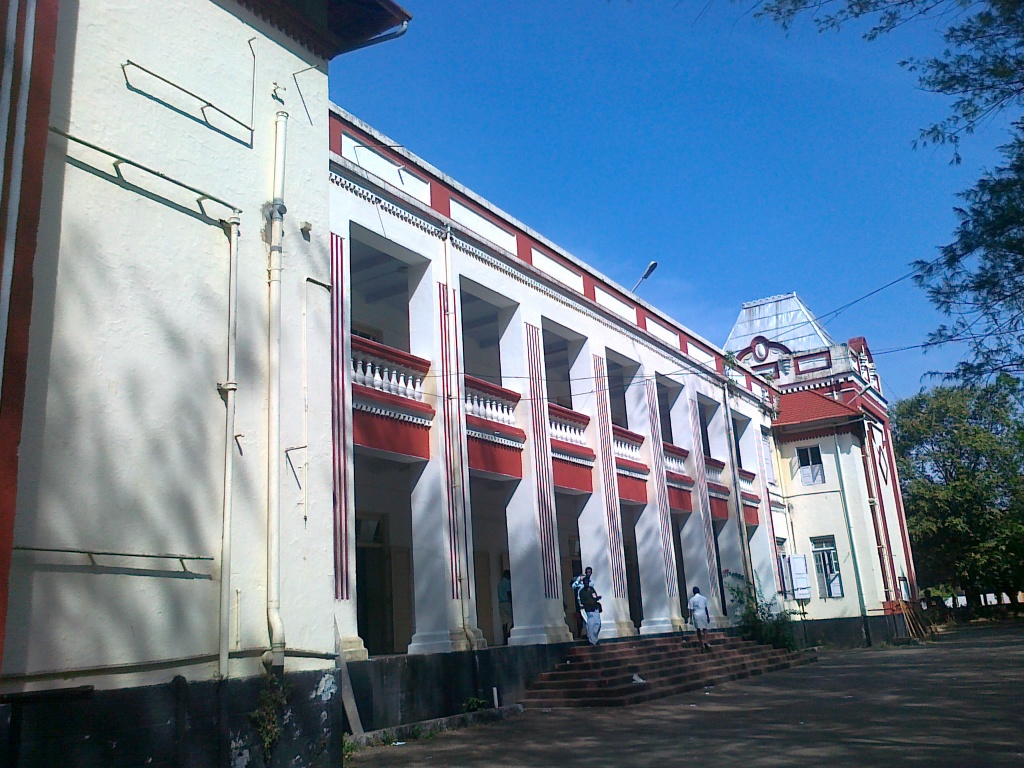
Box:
[350,623,1024,768]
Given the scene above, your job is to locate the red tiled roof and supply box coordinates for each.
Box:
[774,389,860,427]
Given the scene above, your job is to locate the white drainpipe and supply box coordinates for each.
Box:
[218,213,242,678]
[266,110,288,671]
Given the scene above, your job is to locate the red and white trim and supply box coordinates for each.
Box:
[525,323,561,599]
[0,0,60,667]
[592,354,628,600]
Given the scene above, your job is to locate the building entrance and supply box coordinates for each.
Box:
[353,453,415,655]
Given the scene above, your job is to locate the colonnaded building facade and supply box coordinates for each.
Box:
[0,0,914,724]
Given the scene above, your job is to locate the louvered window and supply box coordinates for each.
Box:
[762,430,776,485]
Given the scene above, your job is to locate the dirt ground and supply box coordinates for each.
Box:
[350,623,1024,767]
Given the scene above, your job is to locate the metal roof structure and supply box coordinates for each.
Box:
[724,292,835,354]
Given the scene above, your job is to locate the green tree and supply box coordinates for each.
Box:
[892,377,1024,604]
[914,128,1024,382]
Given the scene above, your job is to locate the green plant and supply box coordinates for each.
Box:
[726,573,799,651]
[342,733,359,761]
[461,696,489,713]
[376,730,395,746]
[250,674,293,758]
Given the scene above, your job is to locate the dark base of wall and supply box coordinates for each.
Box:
[795,614,908,648]
[0,640,585,767]
[345,640,577,733]
[0,669,348,768]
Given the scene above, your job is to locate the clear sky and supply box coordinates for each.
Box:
[329,0,1009,402]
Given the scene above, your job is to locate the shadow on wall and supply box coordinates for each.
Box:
[5,0,261,686]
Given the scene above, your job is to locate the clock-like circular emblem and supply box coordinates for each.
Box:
[753,338,768,361]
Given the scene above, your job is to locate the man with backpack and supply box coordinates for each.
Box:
[571,567,593,639]
[578,575,602,645]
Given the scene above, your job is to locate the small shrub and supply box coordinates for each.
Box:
[249,674,293,759]
[461,696,489,713]
[726,573,799,651]
[341,733,358,761]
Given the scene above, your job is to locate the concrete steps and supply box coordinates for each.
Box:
[520,631,816,708]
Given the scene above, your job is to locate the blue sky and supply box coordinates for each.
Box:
[329,0,1009,402]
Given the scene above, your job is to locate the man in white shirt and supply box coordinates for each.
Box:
[688,586,711,651]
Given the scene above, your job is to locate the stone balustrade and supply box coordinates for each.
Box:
[464,375,519,426]
[351,336,428,402]
[738,468,757,492]
[548,403,589,446]
[663,443,689,475]
[612,425,645,463]
[704,456,725,484]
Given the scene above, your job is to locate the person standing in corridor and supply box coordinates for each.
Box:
[498,569,513,644]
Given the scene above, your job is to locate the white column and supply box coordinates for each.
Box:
[627,376,680,635]
[683,380,728,625]
[575,349,635,638]
[407,257,484,653]
[714,397,747,615]
[331,233,367,661]
[500,308,572,645]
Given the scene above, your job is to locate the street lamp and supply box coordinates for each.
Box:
[631,260,658,293]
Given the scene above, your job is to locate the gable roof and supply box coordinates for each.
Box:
[774,389,860,427]
[725,292,835,355]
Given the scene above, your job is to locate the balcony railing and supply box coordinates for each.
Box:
[612,425,645,463]
[464,375,519,426]
[548,403,589,446]
[663,443,689,475]
[351,337,429,402]
[704,455,725,483]
[738,468,757,492]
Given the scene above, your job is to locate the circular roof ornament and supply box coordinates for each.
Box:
[752,337,769,362]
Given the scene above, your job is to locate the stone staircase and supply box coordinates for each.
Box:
[521,631,815,708]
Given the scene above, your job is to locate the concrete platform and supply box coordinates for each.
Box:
[350,623,1024,767]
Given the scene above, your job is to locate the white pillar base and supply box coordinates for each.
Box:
[598,619,639,639]
[639,617,676,635]
[508,622,573,646]
[450,627,488,651]
[337,634,369,662]
[407,630,457,655]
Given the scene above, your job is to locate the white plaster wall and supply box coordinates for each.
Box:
[6,0,334,688]
[776,432,886,621]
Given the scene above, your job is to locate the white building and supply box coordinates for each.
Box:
[727,293,917,644]
[0,0,411,692]
[327,106,782,659]
[0,2,914,716]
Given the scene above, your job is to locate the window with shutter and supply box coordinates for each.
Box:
[761,430,776,485]
[797,445,825,486]
[790,554,811,600]
[811,536,844,599]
